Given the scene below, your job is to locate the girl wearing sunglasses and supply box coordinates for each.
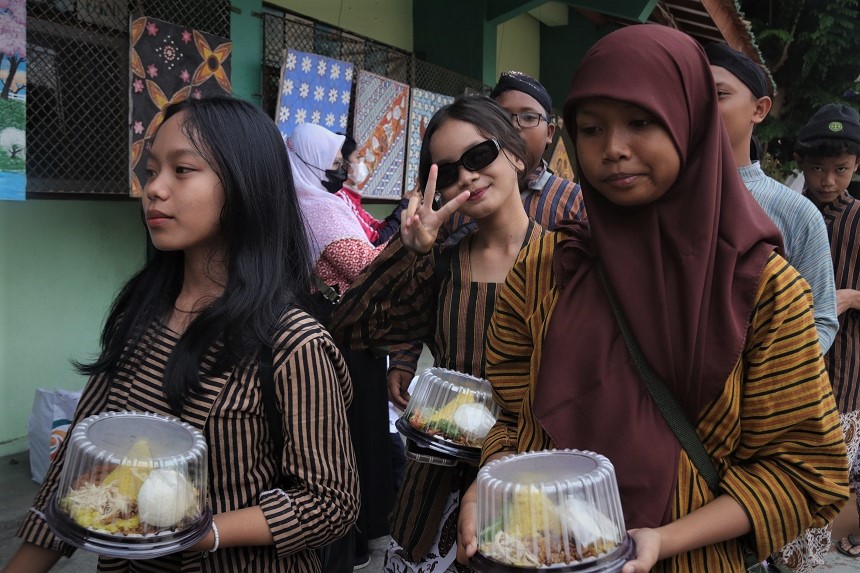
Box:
[330,95,540,573]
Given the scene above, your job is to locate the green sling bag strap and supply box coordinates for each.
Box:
[595,263,793,573]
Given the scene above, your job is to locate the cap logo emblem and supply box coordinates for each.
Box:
[828,121,844,132]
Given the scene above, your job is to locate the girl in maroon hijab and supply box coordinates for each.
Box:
[457,25,847,572]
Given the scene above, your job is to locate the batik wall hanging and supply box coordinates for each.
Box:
[404,88,454,195]
[0,0,27,201]
[353,70,409,201]
[549,132,575,181]
[130,16,232,197]
[276,49,353,140]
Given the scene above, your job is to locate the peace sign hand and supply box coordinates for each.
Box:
[400,165,470,254]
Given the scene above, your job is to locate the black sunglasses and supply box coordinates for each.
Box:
[434,139,501,189]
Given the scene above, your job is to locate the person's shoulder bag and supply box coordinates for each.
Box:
[595,263,793,573]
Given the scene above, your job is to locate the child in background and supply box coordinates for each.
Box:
[705,41,838,354]
[794,103,860,559]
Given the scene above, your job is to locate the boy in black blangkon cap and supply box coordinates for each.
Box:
[705,41,838,357]
[795,102,860,559]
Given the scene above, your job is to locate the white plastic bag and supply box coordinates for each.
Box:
[27,388,82,484]
[28,388,54,484]
[50,389,82,462]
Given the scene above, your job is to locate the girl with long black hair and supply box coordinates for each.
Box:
[5,96,358,573]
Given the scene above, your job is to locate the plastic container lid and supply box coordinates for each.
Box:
[46,411,211,558]
[397,367,499,460]
[472,450,634,572]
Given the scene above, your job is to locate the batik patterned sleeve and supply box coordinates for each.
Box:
[316,238,385,287]
[791,202,838,352]
[17,371,113,555]
[259,315,359,557]
[483,235,558,464]
[719,254,849,558]
[330,234,436,352]
[387,342,423,376]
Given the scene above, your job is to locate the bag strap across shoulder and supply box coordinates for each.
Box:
[594,264,721,496]
[594,263,785,573]
[257,343,285,476]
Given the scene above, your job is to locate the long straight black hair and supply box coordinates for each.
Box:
[76,96,313,411]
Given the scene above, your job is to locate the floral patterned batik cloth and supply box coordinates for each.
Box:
[129,16,232,196]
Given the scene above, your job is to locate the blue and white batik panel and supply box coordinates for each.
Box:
[405,88,454,195]
[277,49,353,140]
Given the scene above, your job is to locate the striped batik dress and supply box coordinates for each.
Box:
[779,190,860,571]
[18,309,359,572]
[388,162,585,377]
[485,231,848,572]
[818,191,860,414]
[331,221,545,572]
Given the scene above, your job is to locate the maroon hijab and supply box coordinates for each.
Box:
[533,25,782,528]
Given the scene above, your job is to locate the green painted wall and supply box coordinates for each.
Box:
[231,0,265,103]
[496,13,540,80]
[267,0,413,51]
[539,12,617,114]
[413,0,487,82]
[0,201,145,457]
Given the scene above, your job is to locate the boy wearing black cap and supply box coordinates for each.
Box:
[705,42,838,354]
[795,102,860,558]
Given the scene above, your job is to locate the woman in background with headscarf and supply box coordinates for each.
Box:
[287,123,383,300]
[287,122,394,571]
[456,25,848,573]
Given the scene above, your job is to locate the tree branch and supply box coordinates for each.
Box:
[770,6,803,75]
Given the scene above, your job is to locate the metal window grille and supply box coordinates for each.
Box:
[261,10,490,128]
[25,0,230,197]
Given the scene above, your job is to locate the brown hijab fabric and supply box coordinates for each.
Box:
[533,25,782,528]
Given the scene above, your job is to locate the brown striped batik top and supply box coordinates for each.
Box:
[388,170,585,375]
[333,220,544,378]
[18,309,359,573]
[485,233,848,572]
[819,191,860,413]
[331,221,545,563]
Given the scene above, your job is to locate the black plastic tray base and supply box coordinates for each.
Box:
[45,494,212,560]
[396,416,482,461]
[470,536,635,573]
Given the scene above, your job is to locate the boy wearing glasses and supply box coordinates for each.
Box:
[387,72,586,407]
[443,71,585,236]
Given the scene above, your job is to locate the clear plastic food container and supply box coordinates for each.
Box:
[395,367,499,461]
[472,450,634,572]
[46,411,211,558]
